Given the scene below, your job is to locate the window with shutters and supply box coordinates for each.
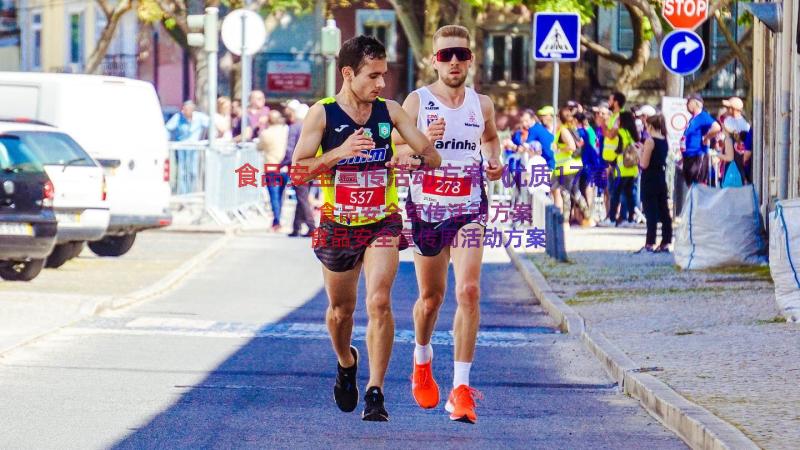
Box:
[485,33,529,84]
[356,10,397,62]
[689,1,747,97]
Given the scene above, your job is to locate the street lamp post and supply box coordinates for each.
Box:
[321,18,341,98]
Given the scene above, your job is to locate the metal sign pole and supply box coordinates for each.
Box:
[673,76,686,216]
[240,14,250,138]
[552,62,560,124]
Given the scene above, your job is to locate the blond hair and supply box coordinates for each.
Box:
[433,25,470,49]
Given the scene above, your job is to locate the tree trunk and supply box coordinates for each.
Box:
[416,0,440,86]
[85,0,133,74]
[390,0,425,63]
[614,3,650,93]
[192,49,208,111]
[231,59,242,101]
[685,27,753,93]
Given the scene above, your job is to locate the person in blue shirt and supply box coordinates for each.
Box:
[165,100,210,142]
[682,94,721,186]
[531,106,556,169]
[511,109,555,169]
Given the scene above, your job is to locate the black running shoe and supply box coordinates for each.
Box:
[334,346,359,412]
[362,386,389,422]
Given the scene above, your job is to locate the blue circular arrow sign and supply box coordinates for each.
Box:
[660,30,705,76]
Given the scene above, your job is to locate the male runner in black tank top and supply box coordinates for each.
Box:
[291,36,441,422]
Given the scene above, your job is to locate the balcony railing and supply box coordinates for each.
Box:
[100,53,137,78]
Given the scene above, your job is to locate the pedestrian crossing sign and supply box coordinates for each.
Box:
[533,12,581,62]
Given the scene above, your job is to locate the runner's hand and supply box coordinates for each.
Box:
[335,128,374,162]
[386,153,421,170]
[486,157,503,181]
[426,117,446,143]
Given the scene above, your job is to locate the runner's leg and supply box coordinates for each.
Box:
[412,249,449,347]
[323,264,361,368]
[450,223,484,365]
[362,237,400,389]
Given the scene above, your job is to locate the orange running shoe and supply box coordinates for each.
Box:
[445,385,483,424]
[411,356,440,409]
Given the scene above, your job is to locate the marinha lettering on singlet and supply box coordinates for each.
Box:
[434,139,478,151]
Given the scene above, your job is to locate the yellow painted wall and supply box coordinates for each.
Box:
[28,0,99,71]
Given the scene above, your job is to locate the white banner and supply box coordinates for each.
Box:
[662,96,690,156]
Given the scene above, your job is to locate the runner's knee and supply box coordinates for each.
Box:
[419,288,445,314]
[329,302,355,323]
[456,282,480,311]
[366,291,392,318]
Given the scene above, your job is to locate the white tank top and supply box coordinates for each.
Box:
[409,86,485,222]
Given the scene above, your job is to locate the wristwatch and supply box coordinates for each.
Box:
[411,155,426,169]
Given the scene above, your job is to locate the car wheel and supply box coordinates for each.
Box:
[68,241,85,259]
[88,233,137,257]
[0,259,46,281]
[45,243,74,268]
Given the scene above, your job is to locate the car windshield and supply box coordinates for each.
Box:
[0,134,45,173]
[11,131,96,167]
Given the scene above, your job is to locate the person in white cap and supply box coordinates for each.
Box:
[635,105,657,142]
[721,97,750,135]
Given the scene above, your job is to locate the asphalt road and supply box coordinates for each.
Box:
[0,232,686,449]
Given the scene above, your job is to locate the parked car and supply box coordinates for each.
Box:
[0,126,57,281]
[0,72,172,257]
[0,120,110,268]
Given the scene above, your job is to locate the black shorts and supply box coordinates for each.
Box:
[682,153,709,186]
[312,214,408,272]
[411,213,486,257]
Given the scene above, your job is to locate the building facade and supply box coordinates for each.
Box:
[750,0,800,217]
[16,0,137,76]
[0,0,20,71]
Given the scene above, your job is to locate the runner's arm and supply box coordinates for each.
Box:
[291,103,372,183]
[387,99,442,169]
[480,95,503,181]
[480,95,501,161]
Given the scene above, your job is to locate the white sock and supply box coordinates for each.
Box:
[414,343,433,364]
[453,361,472,388]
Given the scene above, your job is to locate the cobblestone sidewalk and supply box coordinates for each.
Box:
[526,226,799,450]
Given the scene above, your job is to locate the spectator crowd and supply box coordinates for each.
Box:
[166,89,753,254]
[496,91,752,254]
[165,90,317,237]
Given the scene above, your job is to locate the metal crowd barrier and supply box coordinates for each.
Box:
[169,141,269,226]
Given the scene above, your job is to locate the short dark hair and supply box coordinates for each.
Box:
[611,91,627,108]
[338,35,387,75]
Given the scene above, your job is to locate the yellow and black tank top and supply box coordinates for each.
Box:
[315,97,400,226]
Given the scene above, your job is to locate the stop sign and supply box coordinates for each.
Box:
[662,0,709,30]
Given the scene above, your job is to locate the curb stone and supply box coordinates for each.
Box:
[504,244,759,450]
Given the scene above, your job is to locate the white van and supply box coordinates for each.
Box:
[0,73,172,256]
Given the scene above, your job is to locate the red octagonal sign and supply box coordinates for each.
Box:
[662,0,709,30]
